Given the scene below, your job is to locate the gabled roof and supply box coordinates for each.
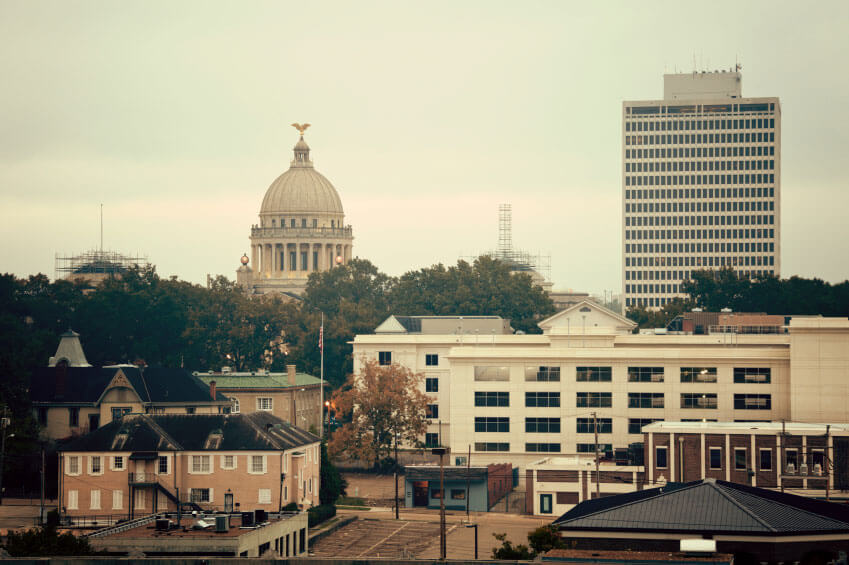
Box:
[31,366,229,405]
[554,479,849,535]
[59,413,319,453]
[538,300,636,334]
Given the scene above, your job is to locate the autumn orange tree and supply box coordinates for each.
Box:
[328,358,429,468]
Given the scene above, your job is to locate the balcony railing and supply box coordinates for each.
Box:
[251,226,353,239]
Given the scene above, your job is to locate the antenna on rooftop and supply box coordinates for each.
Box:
[100,203,104,252]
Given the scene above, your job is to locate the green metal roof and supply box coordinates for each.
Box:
[194,372,322,389]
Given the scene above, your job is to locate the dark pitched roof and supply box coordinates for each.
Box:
[59,413,319,453]
[394,316,422,333]
[31,366,228,405]
[554,479,849,535]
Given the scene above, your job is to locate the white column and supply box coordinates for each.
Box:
[700,433,706,479]
[669,433,675,482]
[776,435,781,489]
[647,432,654,485]
[750,434,757,487]
[725,434,730,481]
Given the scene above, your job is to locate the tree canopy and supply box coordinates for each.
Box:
[328,359,429,468]
[627,268,849,329]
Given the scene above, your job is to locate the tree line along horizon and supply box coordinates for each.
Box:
[1,259,847,445]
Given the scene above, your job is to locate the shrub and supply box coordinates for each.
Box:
[307,504,336,527]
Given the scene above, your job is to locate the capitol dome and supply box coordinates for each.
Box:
[259,136,344,221]
[240,125,354,297]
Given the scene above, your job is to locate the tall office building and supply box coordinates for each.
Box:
[622,71,780,310]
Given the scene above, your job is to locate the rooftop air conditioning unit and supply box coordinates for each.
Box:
[241,511,255,527]
[155,519,171,531]
[215,515,229,533]
[785,463,796,475]
[799,463,809,476]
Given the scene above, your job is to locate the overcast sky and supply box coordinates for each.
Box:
[2,0,847,295]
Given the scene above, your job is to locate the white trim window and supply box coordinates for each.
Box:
[190,455,212,474]
[249,455,267,474]
[157,455,169,475]
[68,490,79,510]
[258,488,272,504]
[110,456,125,471]
[113,490,123,510]
[90,489,101,510]
[190,488,213,504]
[232,398,240,414]
[67,455,81,476]
[135,490,145,510]
[256,397,273,412]
[89,455,103,476]
[283,454,289,474]
[221,455,237,470]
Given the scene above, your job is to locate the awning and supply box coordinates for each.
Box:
[129,451,159,460]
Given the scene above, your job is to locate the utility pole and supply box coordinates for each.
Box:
[319,311,324,439]
[394,428,399,520]
[432,447,448,560]
[40,444,45,525]
[593,411,600,497]
[0,407,9,505]
[465,445,471,521]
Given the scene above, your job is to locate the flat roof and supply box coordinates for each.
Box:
[102,513,300,540]
[643,421,849,434]
[543,548,733,563]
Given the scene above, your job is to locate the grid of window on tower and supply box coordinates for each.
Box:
[622,101,779,309]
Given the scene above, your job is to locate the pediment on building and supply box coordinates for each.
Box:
[538,300,636,335]
[96,369,141,405]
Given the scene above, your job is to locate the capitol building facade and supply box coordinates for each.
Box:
[237,126,353,295]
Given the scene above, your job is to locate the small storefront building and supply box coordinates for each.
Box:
[404,463,511,512]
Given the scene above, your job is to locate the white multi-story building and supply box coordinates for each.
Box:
[622,71,781,309]
[352,302,849,471]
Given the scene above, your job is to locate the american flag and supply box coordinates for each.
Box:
[319,324,324,352]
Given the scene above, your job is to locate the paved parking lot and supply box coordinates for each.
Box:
[314,507,550,560]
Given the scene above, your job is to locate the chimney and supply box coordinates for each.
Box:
[287,364,296,386]
[209,380,217,400]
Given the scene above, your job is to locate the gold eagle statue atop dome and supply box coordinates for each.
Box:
[291,123,311,135]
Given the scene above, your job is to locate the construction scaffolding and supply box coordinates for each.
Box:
[467,203,551,280]
[55,249,150,281]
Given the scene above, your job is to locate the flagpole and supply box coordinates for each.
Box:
[320,311,324,439]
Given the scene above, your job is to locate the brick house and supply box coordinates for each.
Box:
[195,365,324,433]
[57,412,320,521]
